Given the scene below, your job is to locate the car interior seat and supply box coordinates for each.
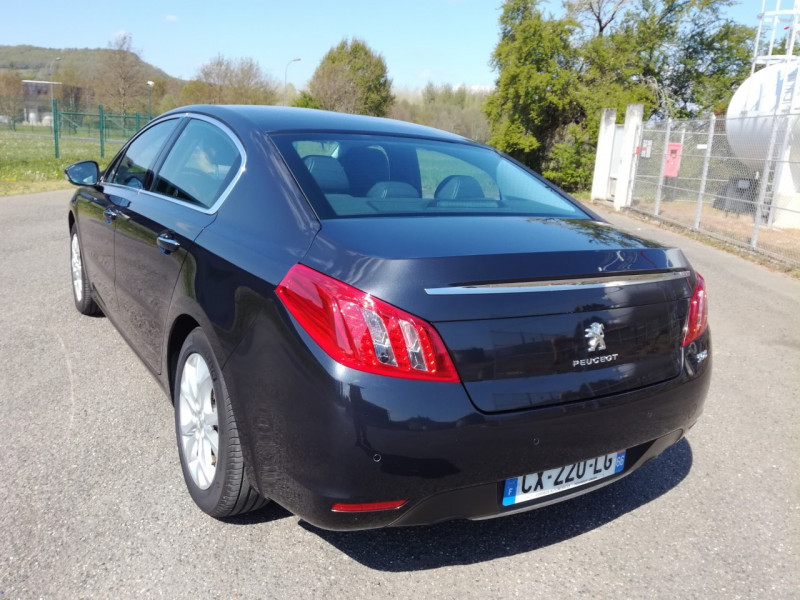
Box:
[340,147,390,196]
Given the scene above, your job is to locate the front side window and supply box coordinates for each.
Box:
[109,119,178,189]
[271,133,587,220]
[153,119,242,209]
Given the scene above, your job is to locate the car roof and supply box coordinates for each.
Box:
[160,105,471,142]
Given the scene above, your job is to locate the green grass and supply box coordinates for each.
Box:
[571,190,591,202]
[0,130,124,196]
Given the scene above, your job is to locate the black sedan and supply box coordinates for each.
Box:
[65,105,711,530]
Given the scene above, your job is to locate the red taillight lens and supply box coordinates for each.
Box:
[276,264,460,382]
[682,273,708,347]
[331,500,407,512]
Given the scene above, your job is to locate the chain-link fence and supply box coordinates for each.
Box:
[54,101,148,158]
[1,95,148,159]
[630,114,800,266]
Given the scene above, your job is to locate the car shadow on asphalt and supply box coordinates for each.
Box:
[298,439,693,571]
[220,503,295,526]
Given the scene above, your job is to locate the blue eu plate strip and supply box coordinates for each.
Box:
[614,450,626,474]
[502,478,518,506]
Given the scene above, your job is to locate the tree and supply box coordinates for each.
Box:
[565,0,632,37]
[181,55,278,105]
[606,0,753,118]
[96,33,143,114]
[292,90,322,109]
[485,0,753,191]
[158,94,179,114]
[643,13,753,117]
[308,38,394,116]
[390,83,491,142]
[484,1,583,172]
[54,60,85,112]
[226,58,277,104]
[0,70,24,127]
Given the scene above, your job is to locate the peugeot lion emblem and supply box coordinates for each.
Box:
[585,322,606,352]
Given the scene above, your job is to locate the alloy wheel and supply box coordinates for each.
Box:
[70,233,83,302]
[178,353,219,490]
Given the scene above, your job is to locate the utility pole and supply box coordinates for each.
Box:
[49,56,61,127]
[147,80,154,120]
[284,58,301,106]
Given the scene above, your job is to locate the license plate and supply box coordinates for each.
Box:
[502,450,626,506]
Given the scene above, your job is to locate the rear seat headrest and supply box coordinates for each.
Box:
[303,155,350,193]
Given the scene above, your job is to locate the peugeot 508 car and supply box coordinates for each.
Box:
[65,105,711,530]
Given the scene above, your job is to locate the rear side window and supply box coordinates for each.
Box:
[109,119,178,189]
[271,133,586,220]
[153,119,242,209]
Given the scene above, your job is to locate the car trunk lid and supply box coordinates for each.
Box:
[302,216,693,411]
[433,273,689,411]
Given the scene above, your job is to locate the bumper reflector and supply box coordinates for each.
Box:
[331,500,407,512]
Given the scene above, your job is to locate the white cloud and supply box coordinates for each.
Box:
[165,14,179,23]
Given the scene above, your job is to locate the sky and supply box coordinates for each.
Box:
[0,0,763,91]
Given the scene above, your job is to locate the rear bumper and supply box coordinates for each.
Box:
[224,313,711,531]
[390,426,686,527]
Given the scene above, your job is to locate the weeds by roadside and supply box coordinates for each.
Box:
[0,131,123,196]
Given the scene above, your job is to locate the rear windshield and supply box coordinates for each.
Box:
[270,133,589,220]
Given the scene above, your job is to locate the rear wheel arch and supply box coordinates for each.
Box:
[173,326,268,516]
[167,315,201,403]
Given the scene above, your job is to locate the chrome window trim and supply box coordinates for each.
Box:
[103,116,182,185]
[424,270,692,295]
[106,112,247,215]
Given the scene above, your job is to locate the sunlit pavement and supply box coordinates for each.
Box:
[1,190,797,599]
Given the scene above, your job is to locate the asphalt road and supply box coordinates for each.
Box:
[1,190,798,599]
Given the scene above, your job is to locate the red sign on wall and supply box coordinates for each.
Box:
[663,142,682,178]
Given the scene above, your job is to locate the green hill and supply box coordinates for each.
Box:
[0,44,180,84]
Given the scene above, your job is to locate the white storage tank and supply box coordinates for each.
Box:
[726,62,800,228]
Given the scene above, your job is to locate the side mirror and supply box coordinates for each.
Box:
[64,161,100,186]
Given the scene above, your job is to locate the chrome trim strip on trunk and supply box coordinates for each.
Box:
[424,270,692,295]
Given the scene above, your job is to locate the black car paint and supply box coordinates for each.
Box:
[68,105,711,530]
[221,310,709,529]
[299,216,690,322]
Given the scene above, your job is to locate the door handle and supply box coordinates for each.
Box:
[157,233,181,255]
[103,207,117,222]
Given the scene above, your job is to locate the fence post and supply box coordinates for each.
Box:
[653,118,671,216]
[694,114,716,230]
[591,108,618,201]
[52,98,60,159]
[99,105,105,158]
[614,103,643,210]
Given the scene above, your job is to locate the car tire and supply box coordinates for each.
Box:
[70,224,100,316]
[174,328,268,518]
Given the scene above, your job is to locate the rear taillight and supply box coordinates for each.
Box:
[276,264,460,382]
[682,273,708,347]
